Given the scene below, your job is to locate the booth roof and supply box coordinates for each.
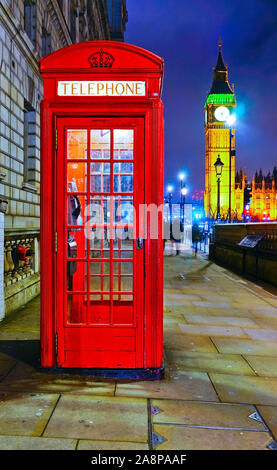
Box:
[40,40,164,74]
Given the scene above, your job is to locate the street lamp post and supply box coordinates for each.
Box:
[181,187,187,224]
[214,155,224,221]
[178,173,185,225]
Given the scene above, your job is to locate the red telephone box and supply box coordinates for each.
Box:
[40,41,164,377]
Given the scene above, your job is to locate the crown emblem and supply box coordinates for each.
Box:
[88,48,115,68]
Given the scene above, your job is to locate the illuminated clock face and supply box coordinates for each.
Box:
[214,106,230,122]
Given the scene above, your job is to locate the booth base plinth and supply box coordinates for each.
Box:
[40,366,164,380]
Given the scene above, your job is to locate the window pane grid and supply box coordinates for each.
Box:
[66,127,135,326]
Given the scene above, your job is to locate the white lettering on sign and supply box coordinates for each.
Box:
[57,81,146,97]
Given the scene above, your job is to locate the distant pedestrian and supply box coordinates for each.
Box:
[192,222,202,256]
[171,218,183,255]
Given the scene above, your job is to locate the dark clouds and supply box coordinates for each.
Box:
[125,0,277,198]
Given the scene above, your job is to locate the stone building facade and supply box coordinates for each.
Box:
[0,0,127,319]
[235,170,277,221]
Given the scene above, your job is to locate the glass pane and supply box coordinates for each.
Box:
[114,175,133,193]
[113,261,133,275]
[90,276,110,292]
[89,294,101,301]
[113,165,134,194]
[67,130,87,160]
[113,276,118,292]
[119,230,134,249]
[91,129,111,159]
[91,162,110,192]
[67,163,87,192]
[67,194,85,226]
[113,250,133,259]
[88,196,111,224]
[113,162,133,173]
[120,277,133,292]
[114,198,134,224]
[90,261,110,275]
[114,129,134,160]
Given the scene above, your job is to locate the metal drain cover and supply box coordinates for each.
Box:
[151,406,162,416]
[267,441,277,450]
[249,411,263,423]
[152,432,166,448]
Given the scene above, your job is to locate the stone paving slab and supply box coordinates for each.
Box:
[163,319,186,333]
[152,424,272,450]
[0,331,39,340]
[184,315,259,328]
[251,306,277,317]
[151,399,266,430]
[257,406,277,440]
[0,435,77,450]
[164,333,217,352]
[78,440,149,450]
[0,391,59,436]
[165,351,255,376]
[244,329,277,341]
[244,356,277,377]
[211,337,277,356]
[179,324,247,338]
[181,307,256,318]
[115,371,219,402]
[210,373,277,406]
[44,395,148,443]
[254,318,277,330]
[193,301,232,308]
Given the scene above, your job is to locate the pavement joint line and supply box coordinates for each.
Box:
[40,394,62,438]
[114,381,117,397]
[146,399,270,407]
[241,355,259,376]
[151,423,268,432]
[75,439,80,450]
[208,336,220,354]
[253,405,270,432]
[253,404,277,443]
[73,438,150,444]
[147,398,153,450]
[207,371,222,402]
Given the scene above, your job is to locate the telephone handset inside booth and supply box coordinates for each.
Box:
[67,181,82,288]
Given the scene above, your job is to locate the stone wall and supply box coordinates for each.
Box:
[210,223,277,287]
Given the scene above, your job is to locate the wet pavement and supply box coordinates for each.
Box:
[0,249,277,450]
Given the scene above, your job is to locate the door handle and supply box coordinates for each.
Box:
[136,237,143,250]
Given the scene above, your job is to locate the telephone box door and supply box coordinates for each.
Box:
[56,117,144,368]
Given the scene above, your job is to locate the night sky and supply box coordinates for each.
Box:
[125,0,277,200]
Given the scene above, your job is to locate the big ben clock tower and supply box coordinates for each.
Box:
[204,39,236,219]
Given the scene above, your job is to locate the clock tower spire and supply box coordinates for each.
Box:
[204,40,236,219]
